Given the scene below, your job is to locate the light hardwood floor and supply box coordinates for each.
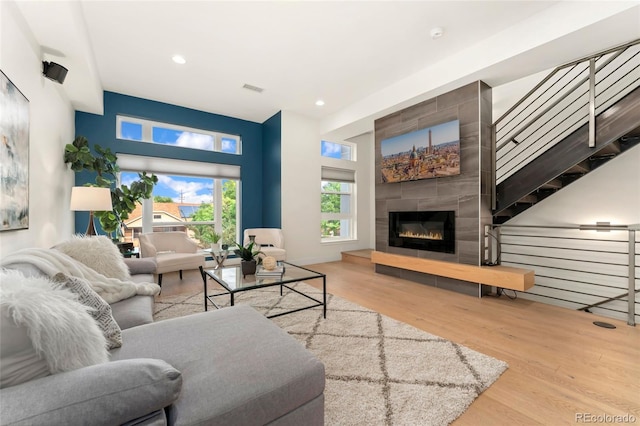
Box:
[158,261,640,425]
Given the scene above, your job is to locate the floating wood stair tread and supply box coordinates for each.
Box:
[494,208,513,217]
[594,140,621,156]
[565,160,590,175]
[516,194,538,204]
[541,178,563,189]
[371,251,535,292]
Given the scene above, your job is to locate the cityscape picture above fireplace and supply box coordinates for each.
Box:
[380,119,460,183]
[389,211,455,254]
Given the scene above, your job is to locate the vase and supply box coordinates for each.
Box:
[241,259,257,277]
[211,243,220,251]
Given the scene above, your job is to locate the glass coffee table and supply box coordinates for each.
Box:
[204,262,326,319]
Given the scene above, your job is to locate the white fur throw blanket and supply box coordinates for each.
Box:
[1,248,160,304]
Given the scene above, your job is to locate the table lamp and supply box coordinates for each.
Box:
[70,186,113,235]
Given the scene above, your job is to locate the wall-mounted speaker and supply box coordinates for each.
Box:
[42,61,68,84]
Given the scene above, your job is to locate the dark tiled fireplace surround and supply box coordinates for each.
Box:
[374,81,493,297]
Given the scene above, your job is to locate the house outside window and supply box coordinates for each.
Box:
[117,154,240,249]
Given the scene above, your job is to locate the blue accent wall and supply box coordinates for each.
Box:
[74,91,271,234]
[261,111,282,227]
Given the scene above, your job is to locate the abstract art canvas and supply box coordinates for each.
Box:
[1,70,29,231]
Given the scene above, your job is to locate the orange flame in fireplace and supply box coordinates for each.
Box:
[398,230,443,240]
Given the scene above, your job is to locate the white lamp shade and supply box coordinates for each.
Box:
[70,187,113,211]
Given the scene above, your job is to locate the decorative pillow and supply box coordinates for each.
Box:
[0,270,109,387]
[54,235,131,281]
[52,273,122,349]
[0,304,49,388]
[0,358,182,425]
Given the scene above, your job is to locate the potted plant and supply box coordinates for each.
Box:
[64,136,158,239]
[234,240,263,277]
[201,228,222,251]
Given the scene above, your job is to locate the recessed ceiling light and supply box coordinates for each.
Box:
[315,99,325,106]
[430,27,444,39]
[172,55,186,64]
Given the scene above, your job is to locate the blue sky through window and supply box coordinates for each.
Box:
[321,141,341,159]
[150,127,215,151]
[121,122,142,141]
[152,127,182,145]
[121,171,214,204]
[118,116,239,154]
[321,140,351,160]
[221,137,237,153]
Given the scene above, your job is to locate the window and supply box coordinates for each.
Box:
[116,115,241,154]
[117,155,240,249]
[321,140,354,161]
[320,140,357,242]
[321,167,355,242]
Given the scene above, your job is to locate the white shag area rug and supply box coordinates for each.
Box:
[154,282,508,426]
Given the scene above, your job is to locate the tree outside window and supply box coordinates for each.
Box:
[121,172,238,249]
[321,180,352,240]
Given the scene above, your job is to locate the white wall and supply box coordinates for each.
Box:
[347,131,376,249]
[492,69,550,121]
[0,1,75,257]
[280,111,373,265]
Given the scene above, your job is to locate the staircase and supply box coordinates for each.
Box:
[492,39,640,223]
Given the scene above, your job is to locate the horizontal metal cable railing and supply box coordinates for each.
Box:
[494,39,640,185]
[487,224,639,326]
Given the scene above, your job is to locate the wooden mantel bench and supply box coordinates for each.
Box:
[371,251,535,292]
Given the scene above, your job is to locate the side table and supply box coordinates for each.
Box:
[210,250,228,269]
[123,248,140,258]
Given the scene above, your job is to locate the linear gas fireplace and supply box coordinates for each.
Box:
[389,211,455,254]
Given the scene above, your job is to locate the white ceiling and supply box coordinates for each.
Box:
[15,1,640,139]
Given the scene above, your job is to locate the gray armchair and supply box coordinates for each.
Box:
[138,232,206,288]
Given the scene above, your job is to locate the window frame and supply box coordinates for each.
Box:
[321,140,356,161]
[116,155,241,249]
[320,166,356,243]
[116,115,242,155]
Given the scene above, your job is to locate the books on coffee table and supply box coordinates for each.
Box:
[256,264,284,278]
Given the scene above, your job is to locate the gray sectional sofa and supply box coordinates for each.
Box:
[0,244,325,425]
